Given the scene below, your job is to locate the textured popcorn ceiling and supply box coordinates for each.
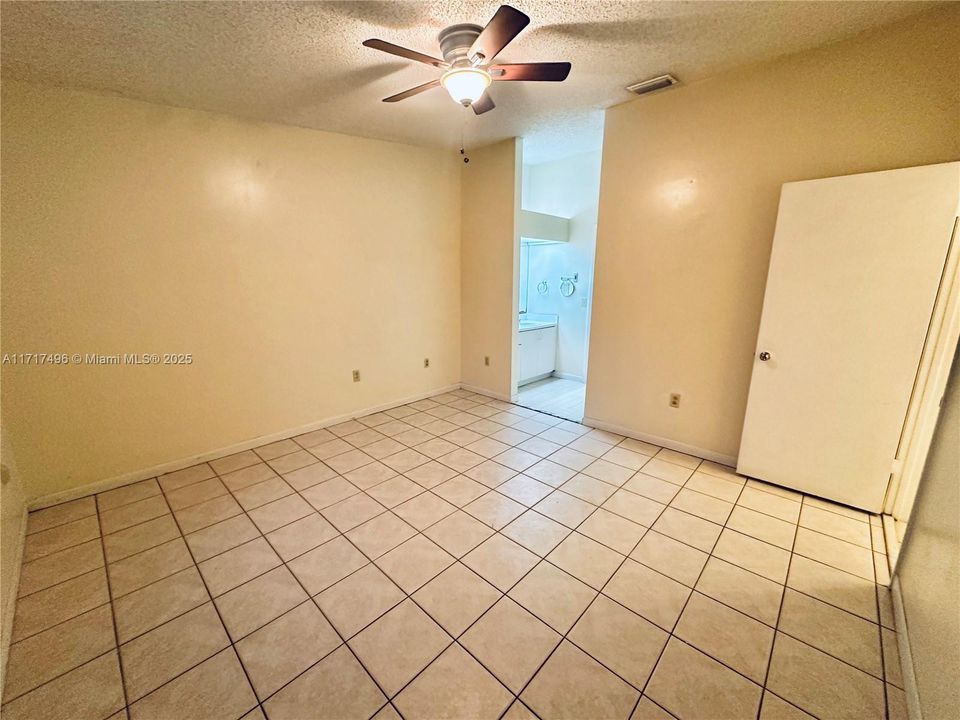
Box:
[0,0,935,163]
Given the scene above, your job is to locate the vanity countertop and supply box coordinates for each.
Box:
[519,319,558,332]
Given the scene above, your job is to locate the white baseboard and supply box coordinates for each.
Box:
[26,386,737,510]
[551,371,585,382]
[517,372,553,388]
[882,513,902,570]
[890,576,922,720]
[581,416,738,467]
[0,505,28,703]
[459,383,513,403]
[28,383,460,511]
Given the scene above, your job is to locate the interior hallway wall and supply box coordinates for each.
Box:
[522,151,602,381]
[460,138,522,399]
[586,6,960,460]
[1,81,462,503]
[0,428,27,700]
[895,346,959,720]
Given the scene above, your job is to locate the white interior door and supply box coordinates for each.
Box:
[738,162,960,512]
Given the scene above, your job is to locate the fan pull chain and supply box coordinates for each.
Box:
[460,118,470,164]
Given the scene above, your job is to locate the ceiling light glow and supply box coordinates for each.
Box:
[441,67,491,106]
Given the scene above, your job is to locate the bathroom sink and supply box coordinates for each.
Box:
[519,319,557,331]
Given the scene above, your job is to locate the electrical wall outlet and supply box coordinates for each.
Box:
[669,393,681,408]
[352,370,360,382]
[424,358,430,368]
[484,356,490,367]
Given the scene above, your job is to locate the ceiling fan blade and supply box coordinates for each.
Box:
[363,39,447,68]
[472,92,495,115]
[490,62,572,82]
[468,5,530,63]
[382,79,441,103]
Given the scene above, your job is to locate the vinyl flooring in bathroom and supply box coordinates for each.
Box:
[3,389,904,720]
[517,377,586,422]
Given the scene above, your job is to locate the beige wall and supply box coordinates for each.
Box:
[895,347,959,719]
[586,7,960,460]
[4,7,958,500]
[1,81,462,502]
[460,138,521,399]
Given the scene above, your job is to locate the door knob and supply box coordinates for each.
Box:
[759,351,771,361]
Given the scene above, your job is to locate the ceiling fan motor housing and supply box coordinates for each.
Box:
[438,24,483,66]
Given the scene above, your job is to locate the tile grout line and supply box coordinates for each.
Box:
[259,480,515,716]
[215,403,598,716]
[16,440,881,657]
[203,457,413,720]
[15,544,107,599]
[16,470,879,653]
[754,486,800,720]
[26,400,691,548]
[453,461,884,645]
[12,392,488,715]
[23,393,568,532]
[149,485,268,720]
[562,491,889,676]
[16,391,888,720]
[94,491,132,720]
[156,486,302,718]
[375,524,588,716]
[869,503,892,720]
[20,509,100,542]
[631,458,742,716]
[189,449,486,716]
[4,572,113,647]
[0,623,119,708]
[107,569,205,646]
[690,491,889,707]
[616,465,876,718]
[368,451,669,710]
[493,466,682,715]
[272,396,886,717]
[64,473,535,666]
[32,387,815,531]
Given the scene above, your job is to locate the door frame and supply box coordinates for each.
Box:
[885,216,960,528]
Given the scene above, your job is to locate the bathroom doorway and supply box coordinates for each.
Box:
[514,121,603,421]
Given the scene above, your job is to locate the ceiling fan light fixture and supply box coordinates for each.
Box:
[364,5,568,114]
[440,67,491,106]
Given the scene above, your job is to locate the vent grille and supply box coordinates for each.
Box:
[626,74,679,96]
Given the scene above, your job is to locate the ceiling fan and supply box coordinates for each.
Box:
[362,5,571,115]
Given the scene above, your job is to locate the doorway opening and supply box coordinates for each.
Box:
[513,120,603,421]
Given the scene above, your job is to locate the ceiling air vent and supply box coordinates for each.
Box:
[626,74,679,96]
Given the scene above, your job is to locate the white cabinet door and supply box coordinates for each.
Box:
[518,326,558,384]
[737,162,959,512]
[536,326,558,376]
[518,335,532,384]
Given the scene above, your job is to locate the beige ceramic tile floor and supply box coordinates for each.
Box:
[3,389,905,720]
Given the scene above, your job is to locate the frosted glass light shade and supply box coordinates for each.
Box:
[441,68,491,105]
